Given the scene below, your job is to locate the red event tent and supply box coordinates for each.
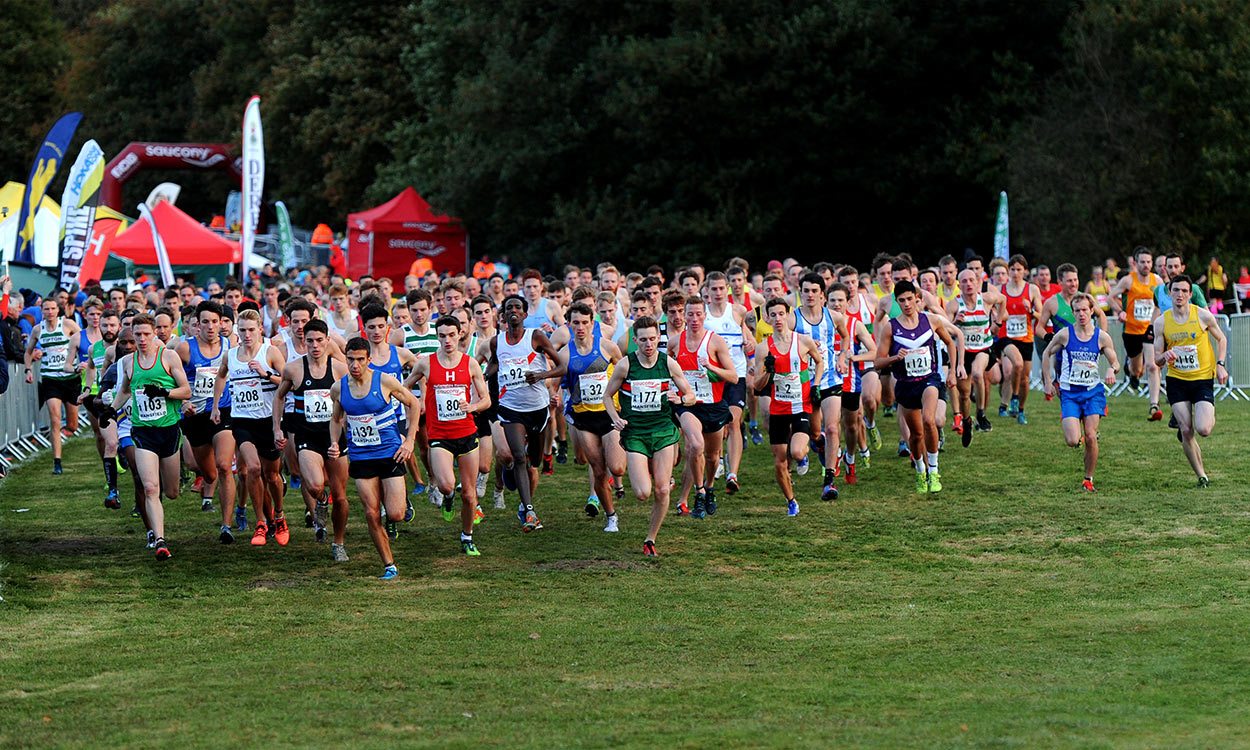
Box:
[110,201,241,265]
[346,187,468,280]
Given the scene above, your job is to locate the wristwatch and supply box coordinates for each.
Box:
[1217,359,1226,367]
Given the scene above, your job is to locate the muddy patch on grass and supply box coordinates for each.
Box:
[533,559,643,572]
[24,537,109,555]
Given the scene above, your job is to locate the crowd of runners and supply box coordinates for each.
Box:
[0,247,1229,577]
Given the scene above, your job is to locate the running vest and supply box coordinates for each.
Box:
[1088,280,1111,311]
[129,350,180,428]
[278,330,303,415]
[565,328,616,413]
[425,352,478,440]
[1002,283,1034,342]
[523,299,557,331]
[1161,307,1215,381]
[340,370,401,460]
[227,342,278,419]
[496,328,550,412]
[1124,273,1160,335]
[37,320,77,381]
[705,304,747,377]
[77,328,97,367]
[937,283,959,303]
[89,339,109,393]
[675,329,725,405]
[889,315,939,382]
[1058,326,1102,392]
[619,351,673,432]
[1053,294,1076,329]
[400,323,439,357]
[326,310,358,339]
[767,333,811,415]
[845,294,875,371]
[793,307,838,390]
[368,344,405,382]
[293,356,335,432]
[955,295,993,353]
[185,337,227,412]
[752,306,773,343]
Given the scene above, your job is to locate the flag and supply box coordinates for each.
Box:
[15,112,83,263]
[137,203,175,288]
[275,200,294,271]
[993,191,1009,261]
[225,190,241,232]
[77,218,124,288]
[57,140,106,290]
[240,95,264,280]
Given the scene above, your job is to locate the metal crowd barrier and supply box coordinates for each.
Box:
[0,363,53,473]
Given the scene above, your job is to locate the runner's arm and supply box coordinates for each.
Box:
[328,383,344,458]
[602,357,629,428]
[1098,330,1121,384]
[467,359,491,414]
[382,373,421,447]
[1040,329,1067,385]
[1152,317,1170,366]
[163,350,192,401]
[272,362,297,439]
[1199,308,1229,384]
[665,356,696,404]
[210,356,230,419]
[529,331,568,382]
[803,334,824,387]
[707,335,739,384]
[737,306,755,357]
[873,324,898,370]
[1036,297,1055,333]
[114,356,132,413]
[853,321,877,362]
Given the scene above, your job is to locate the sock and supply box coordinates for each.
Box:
[201,495,213,505]
[846,451,855,465]
[1084,476,1093,482]
[823,468,835,484]
[859,448,870,457]
[976,408,985,418]
[103,457,118,491]
[606,511,616,518]
[460,532,472,542]
[865,420,876,429]
[914,459,925,474]
[927,452,939,471]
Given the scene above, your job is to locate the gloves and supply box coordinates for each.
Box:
[97,405,118,429]
[811,383,823,406]
[763,354,776,373]
[143,383,170,399]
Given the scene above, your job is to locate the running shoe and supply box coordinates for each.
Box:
[915,472,929,494]
[705,487,718,516]
[385,517,398,539]
[235,507,248,531]
[146,530,157,549]
[1009,396,1020,417]
[473,505,485,525]
[1016,411,1028,426]
[523,510,543,532]
[1082,478,1096,493]
[614,481,624,501]
[692,493,707,520]
[937,427,945,451]
[379,565,398,580]
[251,524,268,546]
[331,543,349,562]
[274,518,290,546]
[604,514,619,533]
[786,499,800,516]
[53,460,62,475]
[1168,413,1178,429]
[410,482,427,496]
[290,474,302,490]
[998,404,1009,418]
[502,464,518,491]
[441,491,455,522]
[556,441,568,464]
[1129,374,1140,390]
[832,451,842,478]
[541,454,554,476]
[725,474,740,495]
[132,504,142,518]
[674,501,690,516]
[882,404,896,417]
[750,425,764,445]
[314,524,326,543]
[868,424,882,451]
[476,472,488,499]
[462,539,481,557]
[220,525,235,544]
[585,496,601,517]
[201,498,214,513]
[104,489,121,510]
[1148,404,1163,422]
[642,540,657,557]
[493,489,506,510]
[315,499,329,529]
[822,482,839,501]
[928,471,942,493]
[193,476,204,493]
[430,485,444,507]
[898,441,910,458]
[796,457,810,476]
[859,449,871,470]
[976,415,993,432]
[304,510,314,528]
[953,414,964,435]
[154,539,171,561]
[715,457,725,479]
[846,463,857,485]
[961,420,974,447]
[116,456,126,475]
[517,502,527,525]
[1198,476,1210,488]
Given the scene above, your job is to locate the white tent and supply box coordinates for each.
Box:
[0,181,62,268]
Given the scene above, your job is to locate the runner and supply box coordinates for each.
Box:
[24,295,84,474]
[325,283,358,339]
[946,269,1007,441]
[826,282,877,488]
[1152,275,1229,486]
[274,320,351,557]
[839,265,880,463]
[996,254,1043,425]
[361,302,420,525]
[1041,293,1120,492]
[390,288,438,496]
[329,337,420,579]
[406,316,491,555]
[936,255,960,302]
[603,316,696,556]
[704,271,755,493]
[755,297,824,516]
[82,306,121,506]
[1108,246,1164,420]
[487,295,566,532]
[113,314,192,560]
[874,281,965,494]
[790,273,850,500]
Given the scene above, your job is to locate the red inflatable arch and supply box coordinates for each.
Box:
[100,142,242,209]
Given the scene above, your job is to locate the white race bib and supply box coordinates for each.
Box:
[192,366,217,400]
[42,344,68,372]
[135,394,165,422]
[1133,298,1154,322]
[434,384,467,421]
[1069,359,1099,387]
[1006,315,1028,339]
[499,356,530,389]
[234,377,262,406]
[631,379,664,413]
[904,348,933,378]
[964,330,991,350]
[1172,344,1199,372]
[774,372,802,403]
[684,369,713,403]
[346,414,381,446]
[578,371,609,406]
[303,388,332,423]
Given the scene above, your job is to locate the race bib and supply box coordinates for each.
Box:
[578,371,609,406]
[43,344,68,372]
[233,378,262,406]
[684,369,713,403]
[1172,344,1199,372]
[631,379,664,413]
[1133,298,1154,322]
[135,394,165,422]
[774,372,802,403]
[1069,358,1099,387]
[346,414,381,446]
[499,356,531,389]
[192,367,217,400]
[434,384,467,421]
[964,330,991,350]
[1006,315,1028,339]
[904,348,933,378]
[303,388,332,423]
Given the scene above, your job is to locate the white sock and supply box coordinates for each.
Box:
[927,452,939,471]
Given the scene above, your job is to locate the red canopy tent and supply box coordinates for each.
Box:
[110,201,241,265]
[346,187,468,280]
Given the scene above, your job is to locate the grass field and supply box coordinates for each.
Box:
[2,394,1249,748]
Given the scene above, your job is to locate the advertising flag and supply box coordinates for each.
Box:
[15,112,83,263]
[77,218,124,288]
[993,191,1009,261]
[137,203,175,288]
[275,200,294,270]
[240,96,264,280]
[57,140,106,289]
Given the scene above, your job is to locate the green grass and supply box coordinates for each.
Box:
[3,395,1250,748]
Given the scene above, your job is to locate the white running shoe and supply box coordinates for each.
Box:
[603,514,619,533]
[493,489,506,510]
[430,485,443,507]
[331,543,349,562]
[476,472,488,498]
[715,457,726,479]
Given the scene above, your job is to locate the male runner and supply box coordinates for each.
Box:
[997,254,1043,424]
[1041,293,1120,492]
[1108,246,1164,419]
[25,295,83,474]
[839,265,880,460]
[826,282,877,487]
[83,307,121,506]
[946,269,1007,440]
[391,288,439,495]
[704,272,755,490]
[791,273,850,499]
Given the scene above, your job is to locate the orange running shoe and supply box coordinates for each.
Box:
[473,505,485,525]
[251,524,268,546]
[952,413,964,434]
[274,517,290,546]
[1082,478,1096,493]
[846,463,858,485]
